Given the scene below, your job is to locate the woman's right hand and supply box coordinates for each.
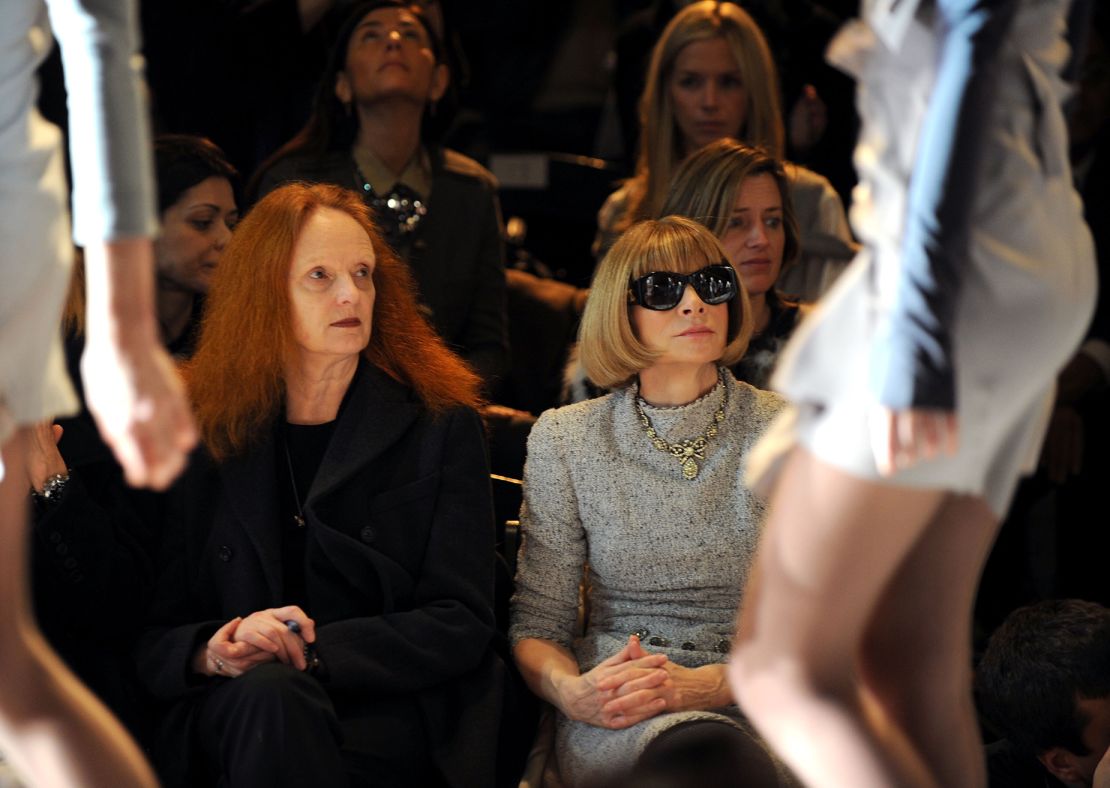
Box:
[195,607,317,677]
[554,636,670,729]
[25,422,67,493]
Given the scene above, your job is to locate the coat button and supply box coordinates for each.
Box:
[359,526,375,544]
[49,531,62,544]
[714,639,731,654]
[63,557,78,570]
[681,641,696,651]
[647,636,670,647]
[217,545,233,562]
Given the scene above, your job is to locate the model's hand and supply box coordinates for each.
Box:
[869,407,958,477]
[602,637,731,716]
[81,238,197,490]
[81,335,196,490]
[25,422,66,493]
[554,636,669,729]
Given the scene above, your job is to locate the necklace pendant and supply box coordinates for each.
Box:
[681,457,699,480]
[293,514,306,528]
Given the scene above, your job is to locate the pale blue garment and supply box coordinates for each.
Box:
[749,0,1097,517]
[875,0,1020,409]
[0,0,157,468]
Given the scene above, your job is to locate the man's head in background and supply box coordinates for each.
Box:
[977,599,1110,786]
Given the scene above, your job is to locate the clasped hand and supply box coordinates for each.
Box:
[200,606,316,678]
[557,636,725,729]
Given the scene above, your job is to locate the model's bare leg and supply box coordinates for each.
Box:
[0,429,157,788]
[730,447,947,788]
[860,494,998,788]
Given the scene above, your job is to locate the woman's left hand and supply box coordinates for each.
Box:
[601,638,732,716]
[869,406,958,477]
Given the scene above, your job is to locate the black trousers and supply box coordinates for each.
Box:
[183,663,438,787]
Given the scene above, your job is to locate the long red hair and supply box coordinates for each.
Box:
[185,182,483,459]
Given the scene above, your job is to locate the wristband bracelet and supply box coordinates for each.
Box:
[33,471,71,505]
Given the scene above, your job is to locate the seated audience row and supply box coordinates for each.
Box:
[593,1,854,303]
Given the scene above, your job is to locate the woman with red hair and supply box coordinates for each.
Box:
[136,182,502,787]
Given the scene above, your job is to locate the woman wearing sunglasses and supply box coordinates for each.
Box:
[510,216,786,786]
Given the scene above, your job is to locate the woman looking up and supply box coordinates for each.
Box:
[254,0,508,390]
[511,217,786,786]
[595,0,853,302]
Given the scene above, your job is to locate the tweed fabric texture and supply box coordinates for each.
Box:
[510,370,785,784]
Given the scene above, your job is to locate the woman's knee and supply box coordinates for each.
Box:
[211,663,332,719]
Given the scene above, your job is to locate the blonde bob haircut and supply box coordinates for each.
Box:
[661,138,800,273]
[623,1,784,227]
[579,215,752,389]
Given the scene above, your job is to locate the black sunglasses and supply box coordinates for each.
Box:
[628,263,738,311]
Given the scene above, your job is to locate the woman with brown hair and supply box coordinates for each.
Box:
[661,138,804,389]
[595,0,853,302]
[136,182,501,787]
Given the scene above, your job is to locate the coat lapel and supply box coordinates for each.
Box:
[219,430,283,600]
[307,360,422,506]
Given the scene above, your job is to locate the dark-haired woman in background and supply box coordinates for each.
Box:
[136,182,501,787]
[253,0,507,391]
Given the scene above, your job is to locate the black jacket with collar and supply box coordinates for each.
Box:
[136,360,502,785]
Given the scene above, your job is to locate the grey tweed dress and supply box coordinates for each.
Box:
[509,370,785,785]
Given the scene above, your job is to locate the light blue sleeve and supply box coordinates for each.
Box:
[872,0,1020,410]
[45,0,157,244]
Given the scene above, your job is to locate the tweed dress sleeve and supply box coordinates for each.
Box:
[509,408,588,649]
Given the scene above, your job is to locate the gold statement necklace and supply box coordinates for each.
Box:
[634,370,727,481]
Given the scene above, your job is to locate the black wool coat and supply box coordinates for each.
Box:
[136,361,503,786]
